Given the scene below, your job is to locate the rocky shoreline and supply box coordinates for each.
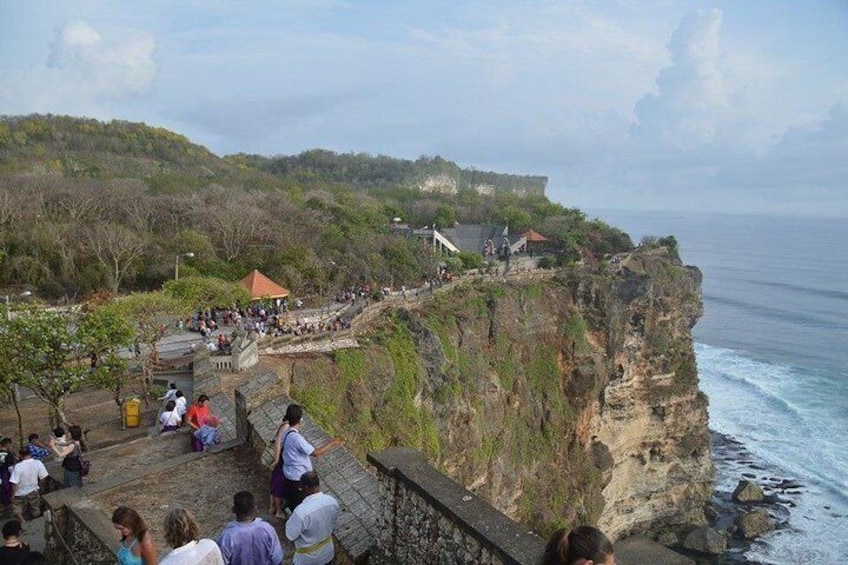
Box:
[673,430,803,564]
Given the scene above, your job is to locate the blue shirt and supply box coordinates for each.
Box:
[217,518,283,565]
[281,429,314,481]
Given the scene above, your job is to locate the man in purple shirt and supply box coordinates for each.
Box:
[216,491,283,565]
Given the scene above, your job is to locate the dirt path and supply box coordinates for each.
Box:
[1,388,157,450]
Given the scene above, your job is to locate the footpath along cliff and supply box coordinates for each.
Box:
[283,245,712,540]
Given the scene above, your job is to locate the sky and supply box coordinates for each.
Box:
[0,0,846,216]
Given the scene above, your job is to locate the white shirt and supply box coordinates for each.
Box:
[285,492,339,565]
[161,389,179,403]
[176,396,187,417]
[159,539,224,565]
[9,458,49,496]
[160,409,182,428]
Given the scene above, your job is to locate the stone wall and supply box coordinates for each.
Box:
[367,447,546,565]
[43,488,116,565]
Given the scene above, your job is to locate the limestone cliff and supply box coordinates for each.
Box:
[286,246,712,539]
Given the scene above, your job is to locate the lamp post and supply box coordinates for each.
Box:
[3,291,32,321]
[174,252,195,281]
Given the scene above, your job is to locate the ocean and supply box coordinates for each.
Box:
[590,210,848,564]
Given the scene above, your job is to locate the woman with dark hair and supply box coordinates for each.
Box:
[540,525,615,565]
[159,507,223,565]
[48,425,84,487]
[112,506,157,565]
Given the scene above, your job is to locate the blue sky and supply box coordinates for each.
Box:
[1,1,846,216]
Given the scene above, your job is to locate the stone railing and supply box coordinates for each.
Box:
[208,335,259,372]
[367,447,546,565]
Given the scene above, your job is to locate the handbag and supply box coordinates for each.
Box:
[80,455,91,476]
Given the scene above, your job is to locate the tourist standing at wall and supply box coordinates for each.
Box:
[9,446,48,523]
[216,491,283,565]
[112,506,158,565]
[285,471,339,565]
[280,404,344,511]
[160,508,224,565]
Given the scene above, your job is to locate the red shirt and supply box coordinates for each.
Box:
[187,404,210,429]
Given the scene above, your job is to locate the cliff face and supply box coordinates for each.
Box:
[288,247,712,538]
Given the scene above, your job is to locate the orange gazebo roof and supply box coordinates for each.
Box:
[240,270,290,299]
[522,229,549,242]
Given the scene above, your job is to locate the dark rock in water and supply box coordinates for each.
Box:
[776,479,803,489]
[733,480,765,502]
[683,526,728,555]
[735,508,775,539]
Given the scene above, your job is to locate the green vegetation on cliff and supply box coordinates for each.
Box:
[286,247,707,539]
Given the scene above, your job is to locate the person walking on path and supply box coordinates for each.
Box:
[9,446,48,523]
[217,491,283,565]
[160,507,224,565]
[280,404,343,511]
[285,471,339,565]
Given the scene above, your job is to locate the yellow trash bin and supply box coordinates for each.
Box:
[124,397,141,428]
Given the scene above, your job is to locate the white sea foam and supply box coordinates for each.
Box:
[697,342,848,563]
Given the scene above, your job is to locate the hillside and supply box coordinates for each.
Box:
[0,114,631,301]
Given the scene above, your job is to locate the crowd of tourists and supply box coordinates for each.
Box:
[104,402,343,565]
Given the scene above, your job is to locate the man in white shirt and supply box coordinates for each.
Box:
[9,446,49,522]
[285,471,339,565]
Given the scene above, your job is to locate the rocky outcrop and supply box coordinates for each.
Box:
[735,508,775,539]
[281,246,712,540]
[682,526,727,555]
[732,479,765,502]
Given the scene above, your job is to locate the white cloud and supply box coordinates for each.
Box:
[0,20,155,116]
[633,9,733,149]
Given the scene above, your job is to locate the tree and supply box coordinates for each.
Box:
[77,303,136,424]
[0,307,130,429]
[83,222,147,294]
[99,292,188,402]
[162,275,251,312]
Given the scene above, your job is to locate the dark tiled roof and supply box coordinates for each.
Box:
[438,225,510,253]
